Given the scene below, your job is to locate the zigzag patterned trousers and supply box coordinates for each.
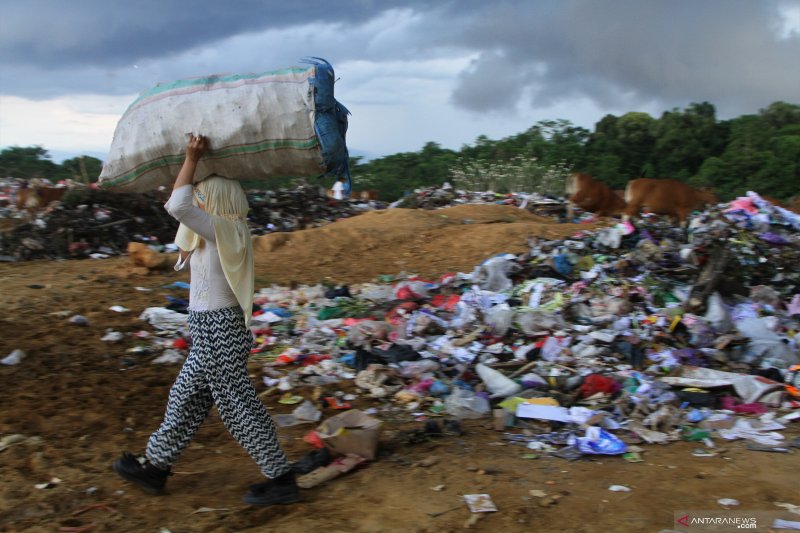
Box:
[145,306,291,478]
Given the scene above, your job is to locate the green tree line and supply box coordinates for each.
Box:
[0,146,104,184]
[350,101,799,201]
[2,101,798,201]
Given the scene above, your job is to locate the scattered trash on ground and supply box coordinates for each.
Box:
[4,185,799,522]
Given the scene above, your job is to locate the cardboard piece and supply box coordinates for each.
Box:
[315,409,382,460]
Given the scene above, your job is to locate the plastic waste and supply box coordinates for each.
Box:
[163,281,191,289]
[293,400,322,423]
[572,426,627,455]
[551,253,573,276]
[687,318,716,348]
[686,409,710,423]
[393,279,436,300]
[101,331,124,343]
[484,304,513,336]
[579,374,621,398]
[788,294,800,316]
[139,307,189,332]
[736,317,798,366]
[69,314,88,326]
[1,349,26,366]
[444,388,490,419]
[398,359,440,378]
[476,363,522,399]
[152,349,184,364]
[449,301,478,330]
[474,254,517,292]
[519,372,548,388]
[429,380,450,396]
[540,336,565,361]
[596,225,626,249]
[608,485,631,492]
[682,428,711,442]
[517,308,568,334]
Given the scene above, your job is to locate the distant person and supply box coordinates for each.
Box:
[113,134,299,507]
[331,176,345,200]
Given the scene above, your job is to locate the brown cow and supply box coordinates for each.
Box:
[565,172,626,218]
[624,178,717,224]
[16,186,67,211]
[357,189,380,201]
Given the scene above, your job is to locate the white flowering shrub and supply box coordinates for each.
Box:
[449,156,572,196]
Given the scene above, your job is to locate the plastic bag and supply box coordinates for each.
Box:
[393,279,437,300]
[788,294,800,316]
[398,359,440,378]
[444,388,490,419]
[293,400,323,422]
[347,320,389,347]
[516,309,566,334]
[484,304,513,336]
[572,426,627,455]
[579,374,621,398]
[705,293,732,332]
[736,317,798,365]
[540,336,569,362]
[476,363,522,399]
[449,301,478,330]
[473,254,517,292]
[139,307,189,332]
[596,225,625,249]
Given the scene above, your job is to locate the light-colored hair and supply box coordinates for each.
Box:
[195,175,249,219]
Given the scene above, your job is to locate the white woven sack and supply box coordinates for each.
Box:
[99,63,341,192]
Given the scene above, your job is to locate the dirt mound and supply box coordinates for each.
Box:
[254,205,594,285]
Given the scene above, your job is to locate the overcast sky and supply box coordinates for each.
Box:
[0,0,798,163]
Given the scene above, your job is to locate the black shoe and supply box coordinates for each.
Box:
[291,448,333,475]
[244,471,301,506]
[112,452,171,494]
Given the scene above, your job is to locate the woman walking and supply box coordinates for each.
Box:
[113,135,299,506]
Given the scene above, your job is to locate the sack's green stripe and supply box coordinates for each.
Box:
[103,138,320,187]
[130,66,313,108]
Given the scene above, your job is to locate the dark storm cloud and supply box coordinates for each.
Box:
[0,0,434,67]
[1,0,797,119]
[449,0,800,115]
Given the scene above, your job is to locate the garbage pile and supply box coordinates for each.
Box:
[247,184,383,235]
[0,183,381,260]
[0,188,179,261]
[87,191,795,480]
[394,185,565,218]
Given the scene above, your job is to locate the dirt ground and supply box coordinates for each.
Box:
[1,205,798,533]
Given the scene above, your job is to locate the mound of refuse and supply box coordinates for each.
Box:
[0,184,378,261]
[120,191,800,473]
[395,184,566,219]
[0,188,180,261]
